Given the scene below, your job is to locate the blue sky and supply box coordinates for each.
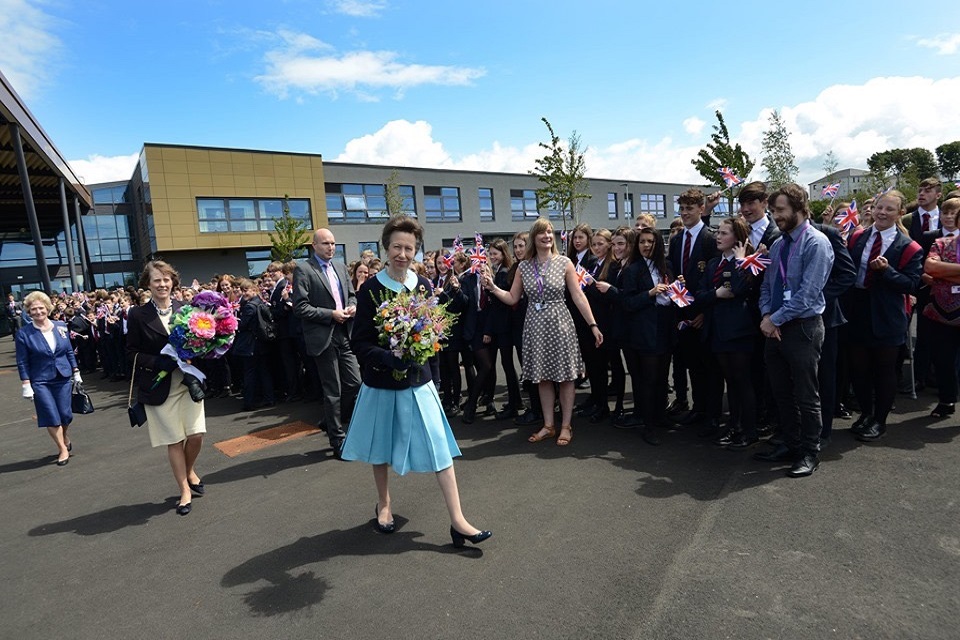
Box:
[4,0,960,186]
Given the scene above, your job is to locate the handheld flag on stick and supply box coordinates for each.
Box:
[834,200,859,239]
[441,253,455,270]
[821,182,841,204]
[474,232,484,247]
[667,280,694,308]
[737,251,772,276]
[468,245,487,274]
[560,229,568,254]
[574,264,593,289]
[718,167,744,188]
[453,235,464,254]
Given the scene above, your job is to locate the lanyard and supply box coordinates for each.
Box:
[532,258,547,303]
[778,223,809,285]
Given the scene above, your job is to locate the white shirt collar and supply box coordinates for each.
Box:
[684,220,705,242]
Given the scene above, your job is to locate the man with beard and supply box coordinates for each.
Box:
[754,184,833,477]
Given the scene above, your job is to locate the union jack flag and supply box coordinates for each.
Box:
[718,167,744,188]
[834,200,859,235]
[231,301,241,313]
[737,251,772,276]
[821,182,841,199]
[468,245,487,274]
[667,280,694,307]
[874,186,892,200]
[441,253,455,269]
[474,232,484,247]
[574,264,593,289]
[560,229,568,252]
[453,235,464,253]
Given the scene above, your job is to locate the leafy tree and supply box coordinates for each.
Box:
[269,194,310,262]
[867,147,938,189]
[809,199,829,222]
[760,110,798,188]
[936,141,960,180]
[384,169,406,217]
[821,150,839,179]
[530,117,591,231]
[692,110,755,213]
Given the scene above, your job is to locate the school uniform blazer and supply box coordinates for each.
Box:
[484,267,512,343]
[455,270,490,346]
[695,256,758,346]
[620,259,676,355]
[15,322,78,382]
[811,223,857,329]
[125,301,184,405]
[270,277,296,339]
[567,252,598,336]
[595,261,627,351]
[293,257,356,357]
[233,296,266,357]
[846,228,923,342]
[668,226,719,318]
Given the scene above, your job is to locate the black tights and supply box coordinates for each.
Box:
[849,345,899,425]
[495,345,522,409]
[624,349,670,427]
[716,351,757,438]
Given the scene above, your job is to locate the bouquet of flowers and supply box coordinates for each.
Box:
[373,285,455,380]
[151,290,238,401]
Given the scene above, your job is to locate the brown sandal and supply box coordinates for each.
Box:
[528,426,557,443]
[557,425,573,446]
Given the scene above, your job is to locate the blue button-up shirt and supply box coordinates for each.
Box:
[759,220,833,326]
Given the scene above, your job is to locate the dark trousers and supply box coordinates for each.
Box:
[677,328,712,415]
[928,320,960,404]
[466,344,495,411]
[240,353,275,408]
[495,345,522,409]
[438,348,460,405]
[717,350,757,438]
[601,348,626,411]
[624,349,670,427]
[313,325,361,442]
[583,339,608,409]
[817,324,839,439]
[849,344,899,426]
[273,336,302,397]
[764,316,824,455]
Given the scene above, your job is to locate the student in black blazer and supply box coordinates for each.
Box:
[579,229,615,420]
[267,263,303,402]
[235,279,276,410]
[906,177,942,242]
[844,190,923,442]
[668,189,720,431]
[458,257,496,424]
[566,224,598,401]
[619,227,676,445]
[593,227,636,422]
[507,233,542,426]
[445,254,475,413]
[432,250,464,412]
[695,217,761,449]
[483,239,522,420]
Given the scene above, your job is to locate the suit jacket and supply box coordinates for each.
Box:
[5,300,22,320]
[696,255,758,347]
[621,259,676,354]
[293,257,356,356]
[758,218,781,250]
[908,208,940,243]
[668,225,719,318]
[15,321,78,382]
[456,270,490,346]
[234,296,269,357]
[811,223,857,329]
[270,277,296,339]
[126,301,184,405]
[845,228,923,341]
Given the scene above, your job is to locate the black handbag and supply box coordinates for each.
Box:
[71,380,95,414]
[128,353,147,428]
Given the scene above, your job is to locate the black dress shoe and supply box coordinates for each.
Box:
[930,403,955,418]
[786,453,819,477]
[666,398,689,414]
[515,410,541,426]
[856,420,886,442]
[495,405,520,420]
[331,438,345,460]
[56,457,70,466]
[66,442,73,453]
[727,434,760,450]
[697,419,721,438]
[613,412,642,429]
[450,525,492,548]
[850,413,873,435]
[712,429,736,447]
[574,401,597,417]
[176,502,192,516]
[679,411,707,426]
[753,443,793,462]
[461,407,476,424]
[374,504,395,534]
[589,408,610,424]
[639,427,661,446]
[189,481,205,496]
[834,404,852,419]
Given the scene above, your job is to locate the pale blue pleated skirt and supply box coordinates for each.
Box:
[341,381,461,476]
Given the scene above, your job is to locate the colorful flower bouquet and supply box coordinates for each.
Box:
[373,285,454,380]
[151,291,238,401]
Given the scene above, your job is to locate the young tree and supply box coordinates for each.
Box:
[384,169,406,217]
[760,110,799,188]
[935,141,960,180]
[530,117,591,231]
[821,150,839,179]
[268,194,310,262]
[692,110,755,213]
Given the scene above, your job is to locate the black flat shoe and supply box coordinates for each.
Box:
[930,403,955,418]
[176,502,192,516]
[588,409,610,424]
[639,427,661,446]
[375,504,395,534]
[189,481,205,496]
[56,457,69,466]
[450,525,492,548]
[66,442,73,453]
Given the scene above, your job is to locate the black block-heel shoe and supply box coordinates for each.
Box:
[176,502,192,516]
[375,504,395,534]
[450,526,492,548]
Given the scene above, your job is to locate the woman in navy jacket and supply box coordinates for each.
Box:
[696,217,761,449]
[16,291,81,466]
[483,238,522,419]
[593,227,636,422]
[844,190,923,442]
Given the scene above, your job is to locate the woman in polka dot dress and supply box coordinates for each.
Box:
[483,218,603,446]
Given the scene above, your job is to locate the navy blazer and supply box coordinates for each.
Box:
[484,267,512,343]
[16,321,78,382]
[668,225,719,318]
[126,301,184,405]
[845,228,923,341]
[594,261,627,352]
[234,296,269,357]
[269,277,297,339]
[456,271,490,346]
[696,256,758,347]
[811,223,856,329]
[620,259,676,354]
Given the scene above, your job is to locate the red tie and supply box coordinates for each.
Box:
[682,231,693,275]
[865,232,882,287]
[922,213,930,232]
[713,258,727,286]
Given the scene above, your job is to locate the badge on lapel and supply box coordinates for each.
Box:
[697,261,706,272]
[57,326,68,339]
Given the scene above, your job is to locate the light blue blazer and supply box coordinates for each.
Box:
[15,321,78,382]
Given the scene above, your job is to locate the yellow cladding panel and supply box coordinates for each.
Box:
[166,209,194,225]
[164,172,190,187]
[208,150,231,163]
[254,177,278,191]
[164,185,194,200]
[232,163,255,177]
[160,147,187,162]
[183,148,210,164]
[150,185,167,200]
[171,223,198,237]
[252,153,275,166]
[166,198,195,216]
[275,178,297,192]
[293,166,313,179]
[190,174,213,188]
[209,162,232,175]
[172,237,200,250]
[230,152,255,165]
[252,164,275,178]
[211,175,235,190]
[186,161,212,175]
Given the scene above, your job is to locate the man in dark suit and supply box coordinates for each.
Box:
[5,294,23,338]
[294,228,360,459]
[669,188,720,432]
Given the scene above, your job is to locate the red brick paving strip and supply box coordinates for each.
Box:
[214,421,321,457]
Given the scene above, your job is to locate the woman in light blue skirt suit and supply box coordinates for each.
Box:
[341,216,491,547]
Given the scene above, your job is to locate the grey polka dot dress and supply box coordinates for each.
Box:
[518,255,585,383]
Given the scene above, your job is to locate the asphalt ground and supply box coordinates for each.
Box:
[2,338,959,640]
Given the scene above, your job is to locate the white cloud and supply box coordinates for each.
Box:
[915,33,960,55]
[329,0,388,17]
[68,153,140,185]
[706,97,728,111]
[254,29,485,99]
[683,116,705,135]
[0,0,62,99]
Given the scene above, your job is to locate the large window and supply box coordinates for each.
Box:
[325,183,416,222]
[424,186,461,221]
[197,197,311,233]
[358,241,380,259]
[639,193,666,219]
[82,214,134,261]
[479,188,495,222]
[607,193,618,219]
[93,272,136,289]
[91,185,127,205]
[510,189,539,220]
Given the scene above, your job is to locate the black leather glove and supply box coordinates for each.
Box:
[181,373,206,403]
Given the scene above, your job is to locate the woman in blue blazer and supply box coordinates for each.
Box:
[844,190,923,442]
[16,291,81,466]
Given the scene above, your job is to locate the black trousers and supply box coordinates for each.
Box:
[926,320,960,404]
[849,343,900,426]
[765,317,824,455]
[817,325,839,439]
[624,348,670,427]
[717,350,757,438]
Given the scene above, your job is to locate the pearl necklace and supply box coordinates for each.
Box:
[151,300,172,317]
